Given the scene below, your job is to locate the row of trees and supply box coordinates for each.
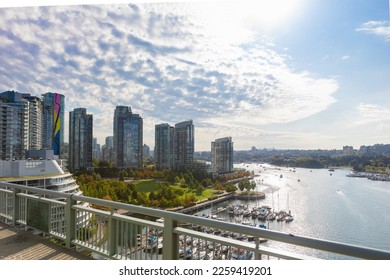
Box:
[77,174,136,203]
[215,170,253,182]
[237,179,257,192]
[349,156,390,173]
[82,163,212,183]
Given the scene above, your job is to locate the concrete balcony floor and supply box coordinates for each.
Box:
[0,222,92,260]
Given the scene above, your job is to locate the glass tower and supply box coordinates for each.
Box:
[69,108,93,171]
[155,123,174,170]
[113,106,143,168]
[0,91,29,160]
[174,120,194,170]
[211,137,234,174]
[42,92,65,157]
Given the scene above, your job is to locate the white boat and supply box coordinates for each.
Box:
[285,214,294,223]
[267,211,277,221]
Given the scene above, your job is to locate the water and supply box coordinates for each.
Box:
[201,163,390,259]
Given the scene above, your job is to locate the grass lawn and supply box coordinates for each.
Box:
[133,179,181,193]
[133,179,218,202]
[133,179,158,192]
[196,188,215,201]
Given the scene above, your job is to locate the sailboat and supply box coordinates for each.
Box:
[285,193,294,223]
[267,190,277,221]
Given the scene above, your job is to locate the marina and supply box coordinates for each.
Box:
[124,197,293,260]
[132,219,269,260]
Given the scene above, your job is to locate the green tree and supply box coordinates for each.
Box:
[159,197,170,208]
[136,192,149,205]
[248,181,256,191]
[224,183,237,193]
[182,193,197,207]
[195,184,204,196]
[238,180,246,191]
[214,180,223,191]
[149,191,156,201]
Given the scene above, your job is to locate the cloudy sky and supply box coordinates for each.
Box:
[1,0,390,151]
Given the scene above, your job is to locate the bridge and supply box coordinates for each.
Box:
[1,181,390,260]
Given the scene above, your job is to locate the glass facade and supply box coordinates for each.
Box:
[174,120,194,170]
[42,92,65,157]
[113,106,143,168]
[69,108,93,171]
[155,123,174,170]
[0,91,29,160]
[211,137,234,174]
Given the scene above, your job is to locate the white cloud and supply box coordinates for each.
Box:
[0,2,339,149]
[355,103,390,125]
[356,21,390,41]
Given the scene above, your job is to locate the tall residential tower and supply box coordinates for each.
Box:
[22,94,43,151]
[68,108,93,171]
[0,91,29,160]
[211,137,234,174]
[154,123,174,170]
[174,120,194,170]
[113,106,143,168]
[42,92,65,157]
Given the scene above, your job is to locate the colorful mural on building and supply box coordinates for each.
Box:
[53,93,61,156]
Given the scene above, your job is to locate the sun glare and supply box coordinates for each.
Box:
[191,0,302,45]
[235,0,303,27]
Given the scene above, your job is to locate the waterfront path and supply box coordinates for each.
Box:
[0,222,92,260]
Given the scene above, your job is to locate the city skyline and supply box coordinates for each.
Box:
[1,0,390,151]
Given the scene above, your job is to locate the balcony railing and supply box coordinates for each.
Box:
[1,181,390,260]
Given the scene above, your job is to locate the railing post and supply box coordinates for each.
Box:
[108,209,117,258]
[255,238,261,260]
[65,195,76,248]
[12,188,20,226]
[162,216,179,260]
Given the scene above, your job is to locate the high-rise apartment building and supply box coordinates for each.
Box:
[22,94,43,151]
[68,108,93,171]
[0,91,29,160]
[154,123,174,170]
[42,92,65,157]
[105,136,114,148]
[92,137,101,160]
[211,137,234,174]
[102,136,114,162]
[174,120,194,170]
[113,106,143,168]
[143,144,150,159]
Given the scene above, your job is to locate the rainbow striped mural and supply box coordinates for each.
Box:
[53,93,61,155]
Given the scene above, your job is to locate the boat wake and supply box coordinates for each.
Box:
[337,190,368,223]
[336,189,344,195]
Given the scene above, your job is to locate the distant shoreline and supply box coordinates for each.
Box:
[237,162,390,182]
[347,171,390,182]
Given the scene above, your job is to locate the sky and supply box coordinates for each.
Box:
[0,0,390,151]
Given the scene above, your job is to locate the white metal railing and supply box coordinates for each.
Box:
[1,181,390,260]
